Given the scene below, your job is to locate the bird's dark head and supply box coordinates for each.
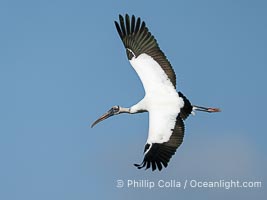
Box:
[91,106,121,128]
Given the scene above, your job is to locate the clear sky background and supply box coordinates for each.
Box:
[0,0,266,199]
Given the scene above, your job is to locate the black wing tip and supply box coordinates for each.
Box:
[119,14,124,21]
[134,162,146,170]
[115,14,143,35]
[134,160,167,171]
[117,14,136,23]
[134,133,183,172]
[118,14,135,19]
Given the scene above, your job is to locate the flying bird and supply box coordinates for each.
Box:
[91,14,220,171]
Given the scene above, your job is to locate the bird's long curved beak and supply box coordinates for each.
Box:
[91,109,114,128]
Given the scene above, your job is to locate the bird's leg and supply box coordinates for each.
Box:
[192,105,221,113]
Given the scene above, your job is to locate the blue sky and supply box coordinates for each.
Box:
[0,0,266,199]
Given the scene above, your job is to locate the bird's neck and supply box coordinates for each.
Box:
[119,107,131,114]
[129,98,148,114]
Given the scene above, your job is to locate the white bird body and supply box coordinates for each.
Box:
[91,14,220,171]
[131,94,182,143]
[129,53,184,144]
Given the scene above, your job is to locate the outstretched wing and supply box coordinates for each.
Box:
[114,14,177,91]
[134,115,185,171]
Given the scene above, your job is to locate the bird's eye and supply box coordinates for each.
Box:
[112,106,119,114]
[115,106,119,112]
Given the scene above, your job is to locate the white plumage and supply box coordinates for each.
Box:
[129,53,176,94]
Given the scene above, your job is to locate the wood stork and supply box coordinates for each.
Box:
[91,14,220,171]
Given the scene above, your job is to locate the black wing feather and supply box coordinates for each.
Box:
[119,15,126,36]
[125,14,131,35]
[114,14,176,88]
[134,115,185,171]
